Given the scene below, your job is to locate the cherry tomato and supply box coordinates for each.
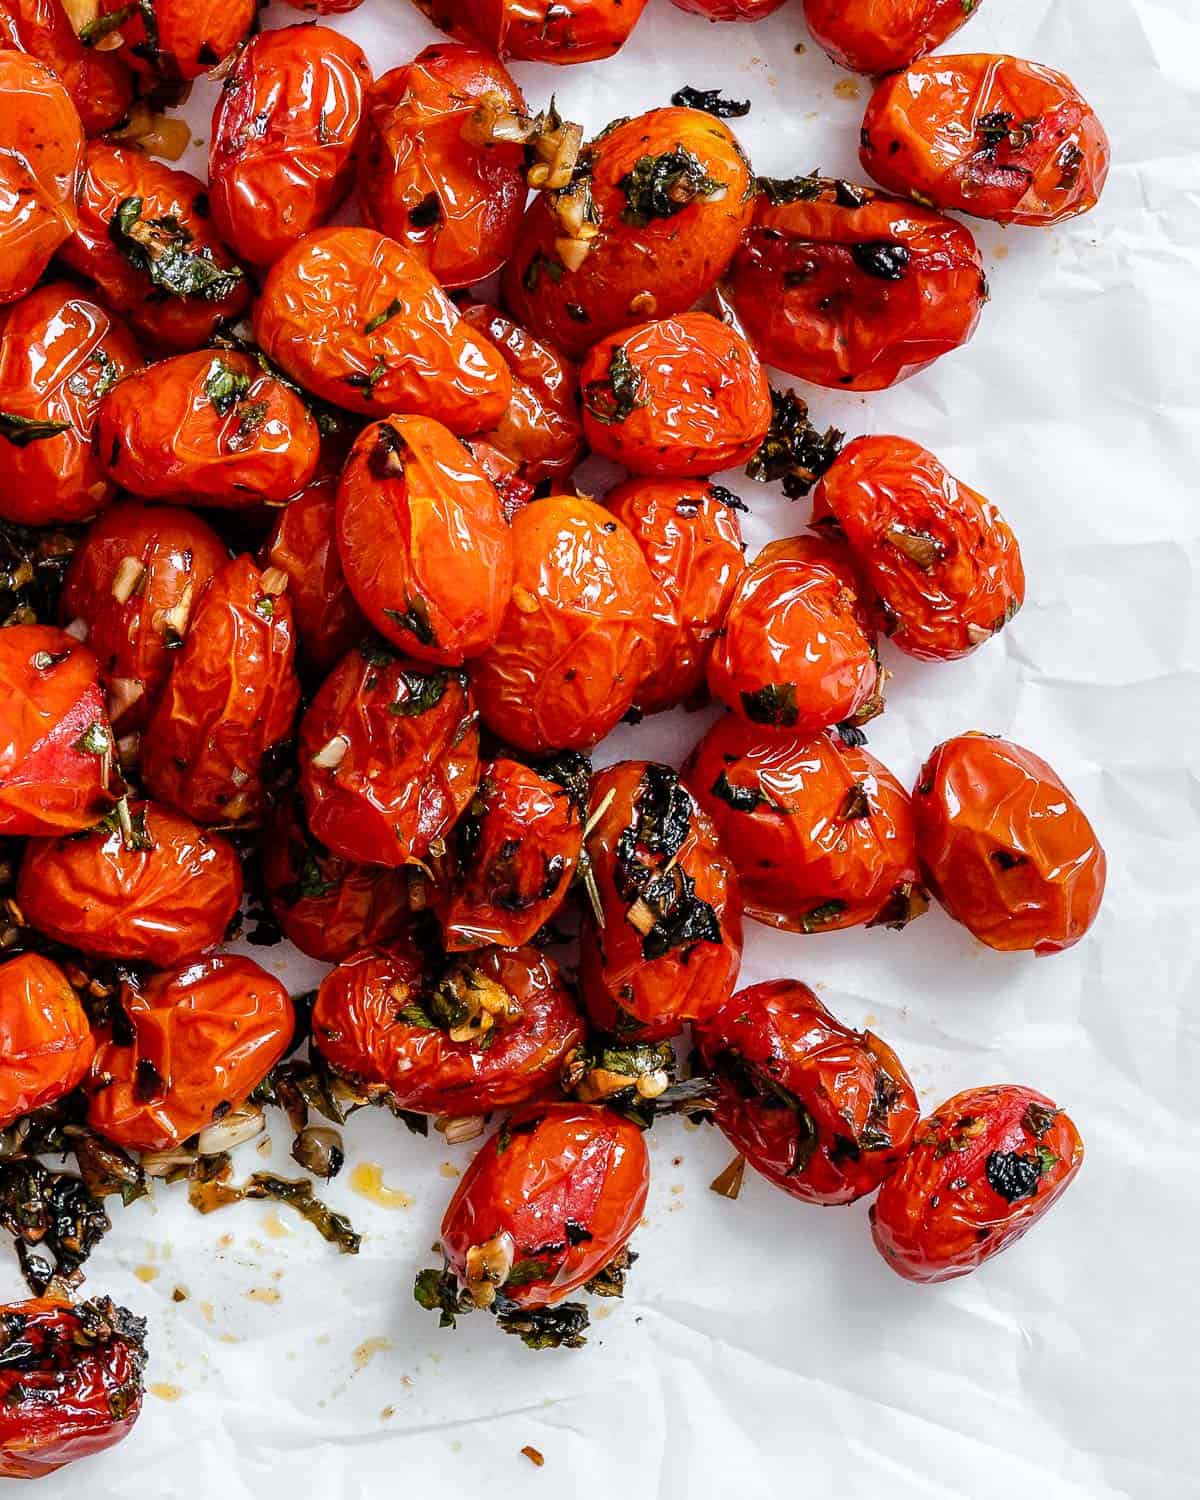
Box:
[0,1296,145,1480]
[581,313,771,478]
[210,24,371,269]
[871,1084,1084,1282]
[574,930,679,1043]
[141,554,300,825]
[0,954,95,1130]
[811,435,1024,661]
[683,716,926,933]
[469,494,659,753]
[803,0,980,75]
[85,955,294,1153]
[502,107,754,358]
[670,0,785,16]
[298,641,480,867]
[0,0,133,134]
[726,177,986,391]
[0,283,143,526]
[696,980,919,1204]
[860,55,1110,227]
[0,626,113,837]
[282,0,364,9]
[335,416,513,665]
[913,733,1106,955]
[17,801,242,968]
[426,0,647,65]
[92,0,254,81]
[253,227,512,429]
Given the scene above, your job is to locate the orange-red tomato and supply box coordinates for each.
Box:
[581,313,771,478]
[85,955,294,1153]
[254,227,512,429]
[335,416,513,665]
[913,733,1106,955]
[502,108,754,358]
[696,980,919,1204]
[0,282,143,526]
[727,178,986,391]
[871,1084,1084,1282]
[811,435,1024,661]
[469,495,659,753]
[860,55,1110,227]
[684,715,926,934]
[93,0,254,80]
[210,24,371,268]
[0,954,95,1130]
[670,0,784,15]
[803,0,980,75]
[283,0,364,9]
[17,801,242,967]
[0,0,133,134]
[427,0,647,64]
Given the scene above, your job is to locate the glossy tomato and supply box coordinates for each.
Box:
[91,0,254,80]
[804,0,980,75]
[0,0,133,134]
[0,954,95,1130]
[282,0,364,9]
[670,0,785,15]
[426,0,647,64]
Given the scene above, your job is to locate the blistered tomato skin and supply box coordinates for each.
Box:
[427,0,647,65]
[17,802,242,968]
[581,314,771,479]
[804,0,980,75]
[871,1085,1084,1282]
[93,0,254,80]
[85,956,295,1154]
[696,981,919,1205]
[335,417,513,665]
[0,0,133,134]
[0,283,143,526]
[860,54,1110,227]
[727,179,986,392]
[262,479,368,672]
[469,495,660,754]
[502,108,754,359]
[913,734,1106,955]
[0,955,95,1131]
[811,435,1024,662]
[253,227,512,430]
[210,25,371,268]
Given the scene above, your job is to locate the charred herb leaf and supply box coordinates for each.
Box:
[0,1160,110,1295]
[78,3,137,43]
[984,1150,1042,1204]
[712,1050,819,1176]
[383,598,438,650]
[670,86,750,119]
[583,345,647,426]
[1022,1102,1059,1138]
[756,173,824,205]
[0,522,78,626]
[109,197,245,302]
[0,412,72,448]
[494,1297,589,1351]
[851,242,910,280]
[620,147,721,226]
[387,664,448,715]
[585,1246,636,1297]
[746,389,844,499]
[414,1264,471,1328]
[740,682,798,728]
[710,769,774,814]
[364,298,404,336]
[203,359,251,416]
[707,483,748,512]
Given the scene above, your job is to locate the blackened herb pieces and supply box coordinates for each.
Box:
[670,86,751,119]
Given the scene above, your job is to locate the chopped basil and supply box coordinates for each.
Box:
[670,86,750,119]
[364,299,404,335]
[383,596,437,649]
[204,359,251,416]
[619,147,721,226]
[109,197,245,302]
[740,682,798,727]
[0,412,71,448]
[756,173,824,206]
[582,345,647,426]
[745,388,844,499]
[387,666,448,717]
[850,242,911,280]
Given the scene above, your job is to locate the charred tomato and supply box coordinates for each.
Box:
[426,0,647,65]
[803,0,980,76]
[0,0,133,134]
[0,954,95,1130]
[91,0,254,81]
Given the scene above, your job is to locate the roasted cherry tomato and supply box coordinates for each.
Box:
[86,955,294,1153]
[335,416,513,665]
[469,495,659,753]
[803,0,979,75]
[913,733,1106,955]
[61,143,249,353]
[502,108,754,359]
[684,716,926,933]
[210,24,371,268]
[670,0,785,16]
[0,954,95,1130]
[0,51,82,306]
[811,435,1024,661]
[860,55,1110,227]
[696,980,919,1204]
[426,0,647,65]
[0,1297,145,1480]
[727,177,986,391]
[283,0,364,9]
[298,641,480,867]
[18,801,242,967]
[60,502,229,735]
[0,283,142,526]
[253,227,511,429]
[92,0,254,81]
[0,626,113,837]
[0,0,133,134]
[141,555,300,825]
[871,1085,1084,1282]
[581,313,771,478]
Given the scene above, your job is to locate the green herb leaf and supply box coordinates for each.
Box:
[670,86,750,119]
[745,387,844,500]
[204,359,251,416]
[583,345,647,426]
[0,411,72,448]
[387,666,449,717]
[619,147,722,226]
[364,299,404,336]
[109,197,245,302]
[382,598,438,650]
[740,682,798,728]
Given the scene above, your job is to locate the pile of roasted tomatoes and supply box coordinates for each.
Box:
[0,0,1110,1477]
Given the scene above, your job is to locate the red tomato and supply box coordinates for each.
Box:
[670,0,785,15]
[427,0,647,64]
[0,0,133,134]
[92,0,254,80]
[804,0,980,75]
[282,0,364,9]
[0,954,95,1130]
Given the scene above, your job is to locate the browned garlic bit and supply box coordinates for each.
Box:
[434,1114,486,1145]
[709,1153,747,1200]
[108,104,192,161]
[462,95,583,195]
[463,1229,515,1308]
[884,525,942,571]
[438,967,521,1044]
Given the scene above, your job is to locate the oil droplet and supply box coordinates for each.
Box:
[199,1302,215,1324]
[134,1265,159,1283]
[994,243,1010,260]
[150,1383,183,1402]
[216,1234,234,1250]
[219,1333,242,1344]
[353,1337,393,1371]
[245,1287,281,1305]
[593,1304,613,1320]
[381,1405,396,1421]
[834,79,861,101]
[439,1162,460,1179]
[350,1162,413,1209]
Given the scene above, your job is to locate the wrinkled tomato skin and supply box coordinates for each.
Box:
[0,954,95,1130]
[860,55,1109,227]
[0,1297,145,1480]
[0,0,133,134]
[575,930,679,1043]
[210,25,371,269]
[469,495,659,754]
[727,180,986,391]
[696,980,918,1205]
[298,644,480,867]
[803,0,978,76]
[0,52,82,306]
[441,1103,649,1308]
[141,555,300,825]
[17,802,242,968]
[0,627,113,837]
[684,716,924,934]
[871,1084,1084,1282]
[811,435,1024,662]
[85,956,294,1153]
[283,0,364,10]
[581,313,771,478]
[913,734,1106,955]
[0,283,143,526]
[254,227,511,429]
[94,0,254,81]
[336,416,513,665]
[502,109,754,359]
[428,0,647,65]
[670,0,785,17]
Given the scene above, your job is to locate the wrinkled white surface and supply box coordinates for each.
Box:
[12,0,1200,1495]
